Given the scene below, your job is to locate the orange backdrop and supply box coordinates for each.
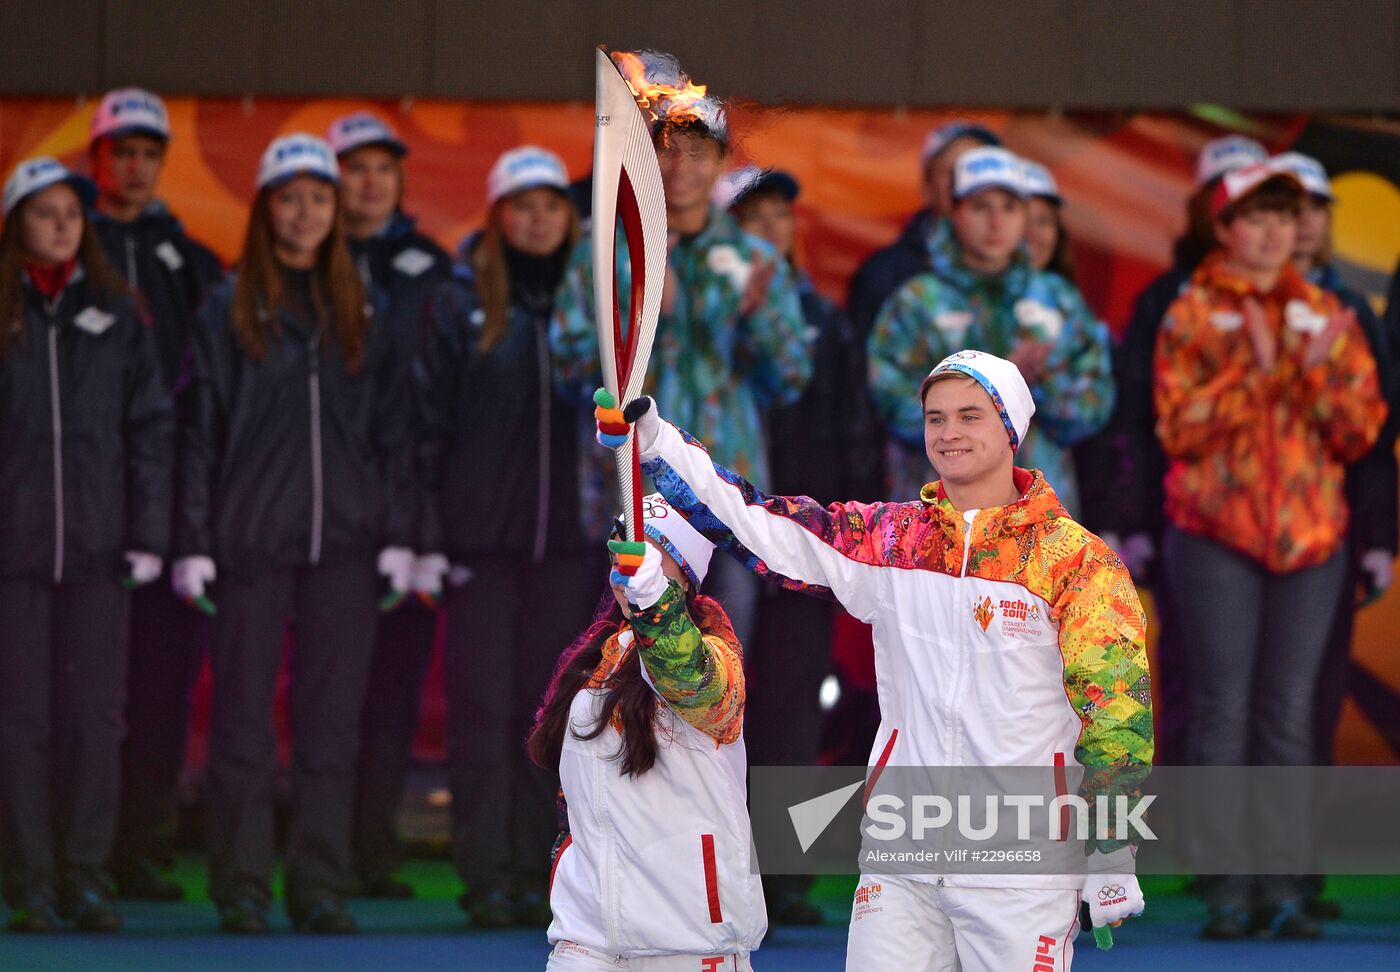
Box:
[3,96,1398,762]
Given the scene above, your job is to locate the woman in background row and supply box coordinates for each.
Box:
[418,146,597,928]
[326,110,455,902]
[0,158,171,932]
[173,134,416,934]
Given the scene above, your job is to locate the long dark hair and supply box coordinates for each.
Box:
[231,182,368,373]
[528,587,735,778]
[0,190,124,361]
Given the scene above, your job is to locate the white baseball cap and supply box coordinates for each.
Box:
[920,350,1036,453]
[1020,159,1061,205]
[1194,135,1268,187]
[952,147,1027,202]
[90,87,170,144]
[1271,152,1334,202]
[1210,160,1304,220]
[486,146,569,205]
[3,156,98,218]
[256,134,340,191]
[920,120,1001,168]
[326,111,407,158]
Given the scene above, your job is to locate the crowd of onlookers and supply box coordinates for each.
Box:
[0,67,1395,941]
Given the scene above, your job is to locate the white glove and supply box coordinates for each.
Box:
[1082,848,1145,928]
[610,541,669,610]
[377,546,416,595]
[1361,549,1394,598]
[410,553,450,596]
[124,550,163,586]
[171,556,216,601]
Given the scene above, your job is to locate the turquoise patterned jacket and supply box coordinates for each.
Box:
[551,205,812,538]
[868,219,1114,514]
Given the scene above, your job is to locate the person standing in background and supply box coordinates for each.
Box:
[1154,162,1385,939]
[1020,158,1076,282]
[551,51,811,649]
[719,165,878,925]
[173,135,417,934]
[1100,134,1268,768]
[325,110,453,901]
[868,146,1114,513]
[0,158,172,932]
[87,87,225,905]
[418,146,594,928]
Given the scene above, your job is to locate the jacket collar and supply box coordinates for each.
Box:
[925,217,1031,297]
[919,467,1066,540]
[1194,250,1314,304]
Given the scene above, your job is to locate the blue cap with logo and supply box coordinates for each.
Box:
[952,147,1027,202]
[1194,135,1268,187]
[326,112,408,158]
[90,87,171,144]
[3,156,98,218]
[256,134,340,191]
[486,146,569,205]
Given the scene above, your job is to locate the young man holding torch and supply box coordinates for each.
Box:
[595,349,1152,970]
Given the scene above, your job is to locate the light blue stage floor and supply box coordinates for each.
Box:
[2,869,1397,971]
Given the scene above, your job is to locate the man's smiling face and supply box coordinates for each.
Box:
[922,374,1013,488]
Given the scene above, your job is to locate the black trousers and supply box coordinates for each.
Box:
[113,583,206,877]
[0,578,129,904]
[205,556,377,919]
[444,553,602,896]
[351,601,439,883]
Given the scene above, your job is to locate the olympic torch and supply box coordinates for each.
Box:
[591,48,668,545]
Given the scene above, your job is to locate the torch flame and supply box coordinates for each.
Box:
[611,50,712,127]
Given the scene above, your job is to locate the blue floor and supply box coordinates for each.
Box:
[2,873,1397,971]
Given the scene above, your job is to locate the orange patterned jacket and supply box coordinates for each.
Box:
[1154,252,1387,572]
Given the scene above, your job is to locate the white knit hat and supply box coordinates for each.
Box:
[920,350,1037,453]
[639,493,714,587]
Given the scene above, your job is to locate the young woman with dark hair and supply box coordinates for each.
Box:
[172,134,416,935]
[529,494,765,971]
[0,158,172,933]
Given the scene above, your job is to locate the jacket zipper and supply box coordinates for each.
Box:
[46,306,65,584]
[532,314,552,563]
[596,743,623,959]
[947,515,976,763]
[307,332,324,565]
[124,234,138,288]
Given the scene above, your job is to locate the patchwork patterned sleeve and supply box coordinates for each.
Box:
[1153,297,1274,460]
[629,581,745,745]
[548,235,604,406]
[1031,283,1115,447]
[868,276,949,449]
[735,249,813,408]
[1051,541,1154,854]
[1289,314,1387,462]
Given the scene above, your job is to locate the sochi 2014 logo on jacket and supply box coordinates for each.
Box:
[972,595,1047,638]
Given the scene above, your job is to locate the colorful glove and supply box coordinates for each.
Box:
[1361,549,1394,605]
[594,389,662,459]
[608,538,668,610]
[123,550,163,588]
[171,556,217,616]
[594,388,630,449]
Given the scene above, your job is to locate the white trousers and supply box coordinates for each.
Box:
[846,875,1081,972]
[547,940,754,972]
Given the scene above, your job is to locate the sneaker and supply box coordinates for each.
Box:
[294,899,358,934]
[1201,904,1251,940]
[66,887,123,933]
[1261,900,1323,939]
[459,887,513,929]
[7,891,61,933]
[219,898,270,934]
[359,874,414,899]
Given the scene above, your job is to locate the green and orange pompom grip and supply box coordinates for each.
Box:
[608,538,647,578]
[595,388,630,449]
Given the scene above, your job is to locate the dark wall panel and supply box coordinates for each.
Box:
[3,1,1399,110]
[103,0,266,94]
[0,0,103,93]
